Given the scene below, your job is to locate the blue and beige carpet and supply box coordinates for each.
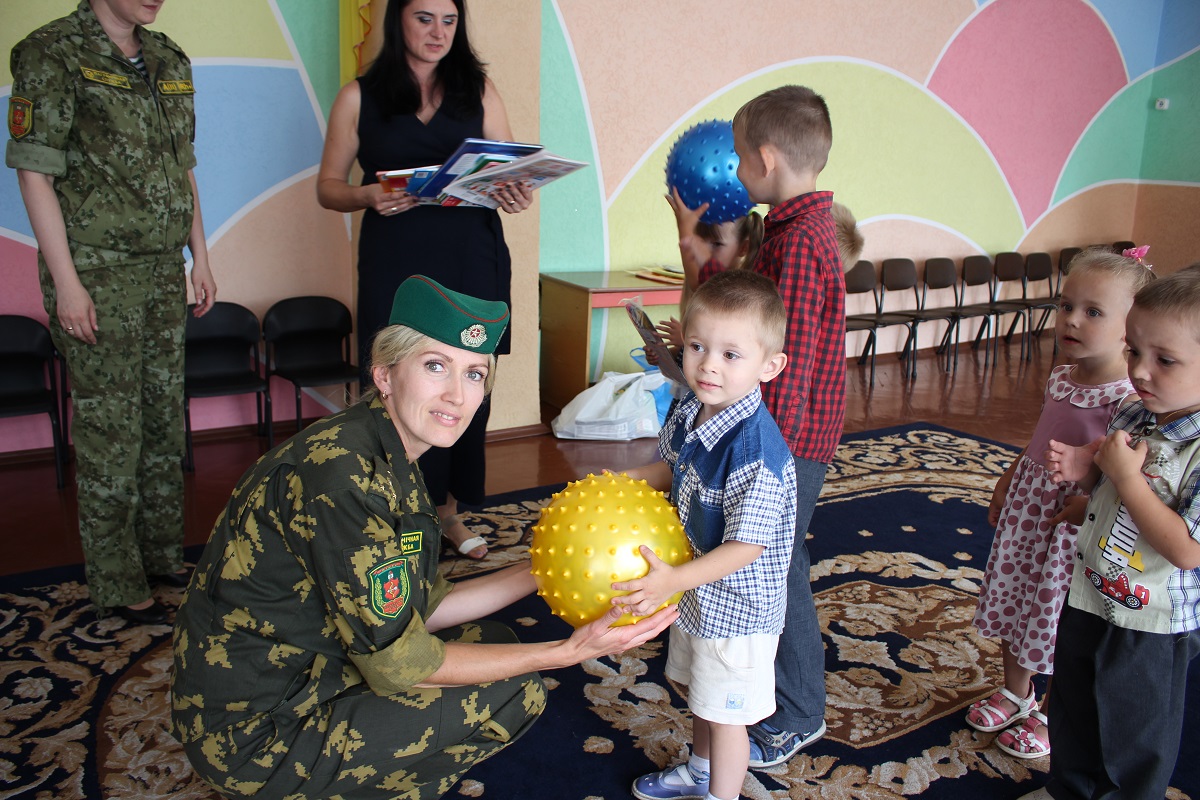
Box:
[2,424,1196,799]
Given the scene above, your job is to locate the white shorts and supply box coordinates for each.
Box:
[664,625,778,725]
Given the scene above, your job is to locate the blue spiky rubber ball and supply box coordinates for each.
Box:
[665,120,754,224]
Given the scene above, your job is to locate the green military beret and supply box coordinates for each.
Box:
[388,275,509,355]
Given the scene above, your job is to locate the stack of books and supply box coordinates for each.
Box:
[377,138,587,209]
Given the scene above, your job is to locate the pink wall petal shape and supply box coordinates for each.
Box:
[928,0,1127,227]
[0,237,48,321]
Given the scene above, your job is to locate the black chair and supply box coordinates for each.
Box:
[1058,247,1082,293]
[184,302,271,471]
[907,257,962,373]
[953,255,998,366]
[1113,240,1136,253]
[1022,252,1059,339]
[262,296,359,431]
[0,315,67,488]
[844,260,880,384]
[876,258,923,376]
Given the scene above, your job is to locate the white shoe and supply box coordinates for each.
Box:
[1015,788,1053,799]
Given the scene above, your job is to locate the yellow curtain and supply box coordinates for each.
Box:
[339,0,374,85]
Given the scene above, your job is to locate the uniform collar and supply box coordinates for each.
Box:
[367,397,411,466]
[74,0,171,75]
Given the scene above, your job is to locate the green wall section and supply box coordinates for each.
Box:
[539,0,606,273]
[1143,50,1200,183]
[1056,50,1200,202]
[276,0,341,122]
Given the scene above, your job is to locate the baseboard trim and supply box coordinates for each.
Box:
[0,419,553,469]
[486,422,550,442]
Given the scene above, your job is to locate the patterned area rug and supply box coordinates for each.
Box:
[3,424,1197,799]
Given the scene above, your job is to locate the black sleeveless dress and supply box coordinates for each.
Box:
[355,80,513,361]
[356,80,512,506]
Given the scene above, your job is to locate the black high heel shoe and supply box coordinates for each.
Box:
[113,600,169,625]
[149,568,192,588]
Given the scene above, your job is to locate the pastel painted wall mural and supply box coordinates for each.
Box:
[542,0,1200,378]
[2,0,1198,457]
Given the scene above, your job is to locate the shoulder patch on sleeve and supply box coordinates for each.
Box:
[368,557,411,618]
[8,97,33,139]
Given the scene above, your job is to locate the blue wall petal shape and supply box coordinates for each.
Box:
[1091,0,1166,80]
[0,65,323,245]
[1157,0,1200,67]
[192,65,324,235]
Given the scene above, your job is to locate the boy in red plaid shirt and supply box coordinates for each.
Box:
[697,84,845,768]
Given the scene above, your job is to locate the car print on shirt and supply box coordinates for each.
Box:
[1084,566,1151,610]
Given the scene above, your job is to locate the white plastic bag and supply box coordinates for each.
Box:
[551,371,667,440]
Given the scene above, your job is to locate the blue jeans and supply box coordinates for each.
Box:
[761,456,828,733]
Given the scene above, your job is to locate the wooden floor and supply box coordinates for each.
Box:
[0,335,1057,577]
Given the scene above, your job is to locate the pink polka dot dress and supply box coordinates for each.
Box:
[973,365,1134,673]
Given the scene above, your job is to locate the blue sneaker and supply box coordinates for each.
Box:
[631,764,710,800]
[748,720,827,768]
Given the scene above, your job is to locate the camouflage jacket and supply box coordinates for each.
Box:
[171,399,453,748]
[6,0,197,267]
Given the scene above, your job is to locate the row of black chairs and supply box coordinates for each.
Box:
[845,242,1135,384]
[183,296,359,471]
[0,296,359,485]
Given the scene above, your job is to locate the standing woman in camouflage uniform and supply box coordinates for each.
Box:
[173,276,677,799]
[6,0,217,624]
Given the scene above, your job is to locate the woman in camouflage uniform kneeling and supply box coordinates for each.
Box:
[171,275,678,799]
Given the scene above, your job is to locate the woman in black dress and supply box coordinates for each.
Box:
[318,0,531,559]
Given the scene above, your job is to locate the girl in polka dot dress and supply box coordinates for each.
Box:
[968,246,1156,759]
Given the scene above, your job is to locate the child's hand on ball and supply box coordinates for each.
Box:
[611,545,677,617]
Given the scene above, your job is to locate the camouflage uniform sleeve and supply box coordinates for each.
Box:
[6,37,73,175]
[282,466,450,694]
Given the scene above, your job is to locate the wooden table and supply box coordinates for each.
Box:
[539,271,681,408]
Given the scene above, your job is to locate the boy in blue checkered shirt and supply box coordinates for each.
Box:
[1032,267,1200,800]
[618,269,797,800]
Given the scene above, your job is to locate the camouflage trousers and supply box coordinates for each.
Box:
[42,253,187,609]
[185,621,548,800]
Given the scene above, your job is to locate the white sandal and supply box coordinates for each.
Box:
[966,686,1038,733]
[441,514,487,559]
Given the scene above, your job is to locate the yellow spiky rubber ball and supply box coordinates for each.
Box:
[530,472,693,628]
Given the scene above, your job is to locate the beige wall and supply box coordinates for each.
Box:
[473,4,542,430]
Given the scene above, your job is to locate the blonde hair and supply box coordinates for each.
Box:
[832,202,864,271]
[1066,246,1157,295]
[694,210,765,271]
[363,324,498,401]
[733,85,832,175]
[1132,267,1200,340]
[684,269,786,354]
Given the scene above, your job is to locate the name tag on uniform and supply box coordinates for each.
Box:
[400,531,423,554]
[80,67,131,89]
[158,79,195,95]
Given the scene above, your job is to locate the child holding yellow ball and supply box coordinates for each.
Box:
[619,269,797,800]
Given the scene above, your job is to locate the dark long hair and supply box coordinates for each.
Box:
[359,0,487,120]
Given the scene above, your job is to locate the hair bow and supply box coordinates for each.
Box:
[1122,245,1151,265]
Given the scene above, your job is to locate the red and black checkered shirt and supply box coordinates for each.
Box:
[700,191,846,463]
